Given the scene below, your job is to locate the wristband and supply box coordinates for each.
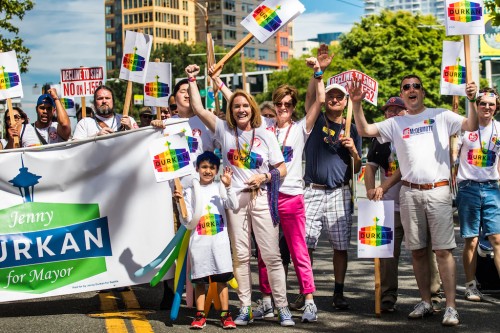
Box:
[219,81,225,89]
[314,70,323,78]
[188,76,196,82]
[467,97,476,102]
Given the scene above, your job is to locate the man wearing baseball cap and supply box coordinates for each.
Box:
[33,89,71,144]
[300,44,362,311]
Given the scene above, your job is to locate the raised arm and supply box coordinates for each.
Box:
[208,64,233,102]
[462,82,479,132]
[305,44,333,112]
[348,76,380,137]
[48,88,71,140]
[185,64,217,133]
[305,57,325,132]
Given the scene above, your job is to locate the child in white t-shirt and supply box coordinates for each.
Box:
[174,151,238,329]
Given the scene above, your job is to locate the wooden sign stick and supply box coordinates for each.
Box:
[123,80,133,117]
[344,97,353,138]
[80,66,86,118]
[6,98,20,148]
[155,58,162,120]
[374,258,381,317]
[174,177,188,219]
[206,33,222,115]
[463,35,472,83]
[212,33,253,74]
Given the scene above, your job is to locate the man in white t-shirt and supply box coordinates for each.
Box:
[351,74,478,326]
[456,87,500,302]
[73,85,138,139]
[33,90,71,144]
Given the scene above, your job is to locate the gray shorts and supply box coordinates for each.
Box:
[304,185,353,251]
[399,185,456,251]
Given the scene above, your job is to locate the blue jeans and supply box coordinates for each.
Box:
[456,180,500,238]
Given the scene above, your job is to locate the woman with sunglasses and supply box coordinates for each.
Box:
[185,63,295,326]
[1,107,39,149]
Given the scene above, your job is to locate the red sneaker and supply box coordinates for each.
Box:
[221,312,236,329]
[191,312,206,329]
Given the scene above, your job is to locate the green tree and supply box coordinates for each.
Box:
[0,0,34,73]
[485,1,500,25]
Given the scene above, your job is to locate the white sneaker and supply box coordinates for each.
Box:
[442,307,459,326]
[301,303,318,323]
[408,301,433,319]
[465,280,483,302]
[253,299,274,319]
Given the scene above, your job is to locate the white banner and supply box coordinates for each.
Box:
[328,70,378,106]
[60,66,104,98]
[144,62,172,107]
[241,0,305,43]
[119,31,153,83]
[0,50,23,100]
[50,84,76,117]
[357,200,394,258]
[440,41,467,96]
[445,0,485,36]
[0,128,179,302]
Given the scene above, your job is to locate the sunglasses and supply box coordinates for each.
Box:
[479,102,496,107]
[141,114,153,119]
[160,110,170,115]
[402,83,422,91]
[274,102,293,108]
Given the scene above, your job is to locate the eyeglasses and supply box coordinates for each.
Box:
[402,83,422,91]
[160,110,170,115]
[479,102,496,107]
[274,102,293,108]
[141,114,153,119]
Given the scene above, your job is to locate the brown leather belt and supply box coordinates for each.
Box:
[306,183,348,190]
[402,180,449,190]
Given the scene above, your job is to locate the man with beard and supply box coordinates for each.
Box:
[33,89,71,144]
[73,85,138,139]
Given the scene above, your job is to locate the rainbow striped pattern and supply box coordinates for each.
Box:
[423,119,435,125]
[186,136,199,153]
[145,75,170,98]
[467,148,496,167]
[61,98,75,109]
[447,1,482,22]
[385,160,399,177]
[282,146,293,162]
[196,205,224,236]
[359,217,393,246]
[443,65,466,84]
[153,141,190,172]
[0,66,20,90]
[122,47,146,71]
[253,5,282,32]
[227,149,263,169]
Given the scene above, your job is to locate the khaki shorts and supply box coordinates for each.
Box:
[399,185,456,251]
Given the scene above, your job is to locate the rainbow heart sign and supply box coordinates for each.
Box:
[445,0,485,36]
[0,50,23,100]
[144,62,172,107]
[119,31,153,83]
[241,0,305,43]
[149,132,195,182]
[440,41,467,96]
[357,200,394,258]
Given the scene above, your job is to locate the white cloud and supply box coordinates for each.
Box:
[293,11,359,41]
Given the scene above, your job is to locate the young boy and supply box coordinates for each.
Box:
[174,151,238,329]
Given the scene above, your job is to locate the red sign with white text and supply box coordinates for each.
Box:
[327,70,378,106]
[60,67,104,97]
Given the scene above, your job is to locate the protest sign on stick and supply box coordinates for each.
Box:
[0,50,24,148]
[440,41,467,96]
[144,61,172,109]
[213,0,305,73]
[50,84,76,117]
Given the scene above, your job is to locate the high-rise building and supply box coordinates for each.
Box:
[364,0,446,23]
[105,0,292,76]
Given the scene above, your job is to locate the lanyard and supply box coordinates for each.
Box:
[234,127,255,162]
[273,121,293,153]
[95,115,117,131]
[323,113,344,145]
[477,121,497,153]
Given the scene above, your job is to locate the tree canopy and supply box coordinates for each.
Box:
[0,0,34,73]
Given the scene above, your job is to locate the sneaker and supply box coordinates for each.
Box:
[301,303,318,323]
[191,312,206,329]
[221,313,236,329]
[442,307,459,326]
[253,299,274,319]
[408,301,433,319]
[277,306,295,326]
[465,281,483,302]
[431,292,443,312]
[332,293,349,309]
[290,294,306,311]
[234,306,253,326]
[381,300,396,313]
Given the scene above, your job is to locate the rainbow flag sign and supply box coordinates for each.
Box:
[149,132,194,182]
[144,62,172,107]
[357,200,394,258]
[50,84,76,117]
[119,31,153,83]
[0,50,23,100]
[445,0,485,36]
[241,0,305,43]
[440,41,467,96]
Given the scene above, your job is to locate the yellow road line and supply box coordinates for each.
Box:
[98,292,128,333]
[121,290,155,333]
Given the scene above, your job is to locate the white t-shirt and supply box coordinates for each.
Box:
[457,120,500,182]
[264,117,309,196]
[376,107,463,184]
[72,114,138,139]
[183,181,235,279]
[33,122,65,144]
[214,117,284,192]
[20,124,40,147]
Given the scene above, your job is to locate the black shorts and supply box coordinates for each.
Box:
[191,272,234,285]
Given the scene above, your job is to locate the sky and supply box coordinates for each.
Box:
[12,0,364,118]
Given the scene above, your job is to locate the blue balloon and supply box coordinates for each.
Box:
[170,254,187,321]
